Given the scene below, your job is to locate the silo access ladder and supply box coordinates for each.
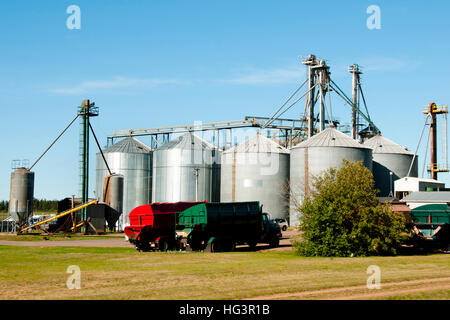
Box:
[19,199,98,234]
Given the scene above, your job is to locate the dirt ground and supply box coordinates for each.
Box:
[0,229,300,250]
[244,277,450,300]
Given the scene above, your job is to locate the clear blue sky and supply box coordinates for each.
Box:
[1,0,450,201]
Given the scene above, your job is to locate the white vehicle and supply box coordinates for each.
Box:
[27,214,57,230]
[274,218,288,231]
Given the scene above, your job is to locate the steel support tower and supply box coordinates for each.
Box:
[423,102,448,180]
[349,64,362,140]
[78,100,98,227]
[302,55,317,138]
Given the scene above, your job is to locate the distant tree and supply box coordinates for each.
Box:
[33,199,58,212]
[294,160,408,257]
[0,200,8,212]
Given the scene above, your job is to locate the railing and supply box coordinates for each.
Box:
[422,104,448,114]
[427,163,449,172]
[0,218,16,233]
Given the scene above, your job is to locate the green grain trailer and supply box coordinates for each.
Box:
[177,201,280,252]
[410,204,450,250]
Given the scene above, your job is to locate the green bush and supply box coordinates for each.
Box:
[294,160,408,257]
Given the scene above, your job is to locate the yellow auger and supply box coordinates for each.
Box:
[20,199,98,233]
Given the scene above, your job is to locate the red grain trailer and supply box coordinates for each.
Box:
[124,201,206,251]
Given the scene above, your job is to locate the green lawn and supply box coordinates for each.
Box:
[0,245,448,300]
[0,233,121,242]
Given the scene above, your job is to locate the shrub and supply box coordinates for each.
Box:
[294,160,408,257]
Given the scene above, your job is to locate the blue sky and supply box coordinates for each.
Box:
[1,0,450,201]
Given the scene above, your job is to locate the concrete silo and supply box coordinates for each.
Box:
[95,137,152,228]
[9,168,34,224]
[220,133,290,220]
[152,133,218,202]
[289,128,373,226]
[363,134,418,197]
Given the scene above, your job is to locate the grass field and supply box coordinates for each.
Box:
[0,245,448,300]
[0,233,121,242]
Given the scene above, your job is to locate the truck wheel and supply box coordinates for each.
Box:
[229,240,236,252]
[158,240,169,252]
[282,226,287,231]
[247,241,257,250]
[211,240,221,253]
[136,241,150,252]
[222,240,235,252]
[269,235,280,248]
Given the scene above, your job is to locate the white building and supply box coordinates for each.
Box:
[394,177,445,199]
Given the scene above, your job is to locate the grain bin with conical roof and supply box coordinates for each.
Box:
[220,133,290,220]
[9,167,34,224]
[95,137,153,228]
[363,135,418,197]
[152,133,219,202]
[289,128,373,226]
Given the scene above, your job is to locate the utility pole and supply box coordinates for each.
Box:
[194,168,200,201]
[388,171,393,197]
[349,64,362,140]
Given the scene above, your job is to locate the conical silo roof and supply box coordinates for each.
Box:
[293,127,371,149]
[363,135,414,155]
[224,133,290,154]
[102,137,152,154]
[157,132,213,150]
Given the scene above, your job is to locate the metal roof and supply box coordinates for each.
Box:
[102,137,152,154]
[363,135,414,155]
[224,133,290,154]
[403,191,450,202]
[292,127,371,149]
[396,177,445,184]
[157,132,214,151]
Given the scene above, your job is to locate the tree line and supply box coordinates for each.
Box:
[0,199,59,213]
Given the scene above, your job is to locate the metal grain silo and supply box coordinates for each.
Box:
[221,133,290,219]
[152,133,215,202]
[289,128,373,226]
[102,174,124,229]
[9,168,34,223]
[363,135,418,197]
[95,137,152,228]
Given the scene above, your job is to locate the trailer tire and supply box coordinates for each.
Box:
[269,235,280,248]
[136,242,151,252]
[158,240,169,252]
[211,240,221,253]
[222,240,235,252]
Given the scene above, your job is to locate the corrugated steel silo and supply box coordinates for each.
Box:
[289,128,373,226]
[102,174,124,229]
[152,133,216,202]
[363,135,418,197]
[95,137,152,228]
[9,168,34,223]
[220,133,290,219]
